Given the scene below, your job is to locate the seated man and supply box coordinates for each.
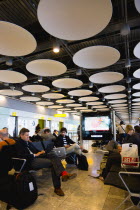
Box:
[0,129,15,150]
[54,127,87,155]
[15,128,77,196]
[41,128,56,141]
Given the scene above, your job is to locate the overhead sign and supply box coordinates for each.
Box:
[12,112,17,116]
[54,114,66,117]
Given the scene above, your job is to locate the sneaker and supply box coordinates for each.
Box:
[62,173,77,182]
[54,188,65,196]
[82,149,88,153]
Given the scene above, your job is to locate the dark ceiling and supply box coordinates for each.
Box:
[0,0,140,123]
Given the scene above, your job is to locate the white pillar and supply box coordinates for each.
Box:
[112,110,116,141]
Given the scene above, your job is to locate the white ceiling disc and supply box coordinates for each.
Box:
[68,89,92,97]
[105,94,126,100]
[0,89,23,96]
[132,102,140,106]
[92,105,107,108]
[65,111,77,113]
[134,42,140,59]
[86,101,103,105]
[0,21,36,56]
[99,85,125,93]
[79,96,99,102]
[52,78,83,89]
[132,92,140,97]
[22,85,50,93]
[73,46,120,69]
[42,93,64,99]
[108,99,127,104]
[56,99,75,104]
[132,106,140,108]
[26,59,67,77]
[89,72,123,84]
[132,98,140,102]
[114,107,128,110]
[133,83,140,90]
[48,105,63,109]
[135,0,140,13]
[57,108,71,111]
[112,104,127,107]
[133,69,140,78]
[0,70,27,83]
[74,107,87,110]
[66,104,82,107]
[97,108,110,111]
[80,109,93,112]
[36,101,54,106]
[37,0,112,41]
[20,96,41,102]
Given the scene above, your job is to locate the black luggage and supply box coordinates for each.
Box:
[77,154,88,171]
[65,153,77,165]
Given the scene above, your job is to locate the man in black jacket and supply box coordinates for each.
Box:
[54,127,83,155]
[15,128,77,196]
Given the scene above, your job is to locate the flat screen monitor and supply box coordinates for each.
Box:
[82,112,112,140]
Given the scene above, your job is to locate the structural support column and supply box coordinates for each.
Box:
[112,110,116,141]
[80,112,83,145]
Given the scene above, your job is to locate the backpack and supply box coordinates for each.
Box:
[13,171,38,209]
[77,154,88,171]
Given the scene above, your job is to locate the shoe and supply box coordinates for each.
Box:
[82,149,88,153]
[54,188,65,196]
[62,173,77,182]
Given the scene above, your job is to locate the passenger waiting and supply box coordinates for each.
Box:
[54,127,88,155]
[41,128,56,141]
[15,128,77,196]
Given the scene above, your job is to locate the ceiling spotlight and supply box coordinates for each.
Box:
[128,87,131,93]
[31,92,35,96]
[70,96,73,99]
[102,97,105,101]
[48,98,50,101]
[57,88,62,92]
[6,58,13,66]
[96,90,100,95]
[106,102,109,106]
[53,41,60,53]
[89,82,93,88]
[38,76,43,82]
[125,58,131,68]
[76,69,82,76]
[128,95,131,99]
[120,23,130,36]
[10,86,15,91]
[126,77,131,83]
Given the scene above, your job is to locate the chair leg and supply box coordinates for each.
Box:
[115,195,130,210]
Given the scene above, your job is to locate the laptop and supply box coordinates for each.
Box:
[32,140,54,153]
[53,147,66,158]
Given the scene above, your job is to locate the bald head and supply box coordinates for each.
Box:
[0,129,8,140]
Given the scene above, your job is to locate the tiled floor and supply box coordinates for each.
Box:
[0,142,139,210]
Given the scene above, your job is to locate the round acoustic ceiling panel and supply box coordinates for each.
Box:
[132,98,140,102]
[112,104,127,107]
[68,89,92,97]
[22,85,50,93]
[0,21,36,56]
[52,78,83,89]
[79,96,99,102]
[26,59,67,77]
[92,105,107,108]
[66,104,82,107]
[97,108,110,111]
[114,107,128,110]
[0,89,23,96]
[133,83,140,90]
[80,109,93,112]
[134,42,140,59]
[133,69,140,78]
[74,107,87,110]
[20,96,41,102]
[36,101,54,106]
[132,102,140,106]
[57,108,71,111]
[48,105,63,109]
[89,72,123,84]
[108,99,127,104]
[37,0,112,40]
[73,46,120,69]
[56,99,75,104]
[65,111,77,113]
[105,94,127,100]
[132,92,140,97]
[0,70,27,83]
[135,0,140,13]
[99,85,125,93]
[42,93,64,99]
[86,101,103,105]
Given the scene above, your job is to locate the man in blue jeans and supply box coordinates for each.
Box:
[15,128,77,196]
